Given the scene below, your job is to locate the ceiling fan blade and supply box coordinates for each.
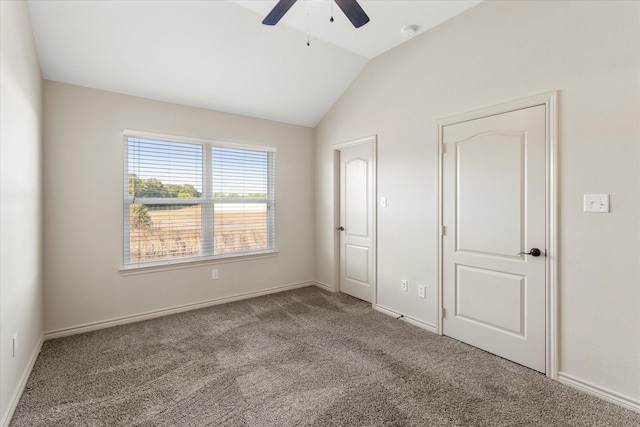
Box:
[262,0,297,26]
[334,0,370,28]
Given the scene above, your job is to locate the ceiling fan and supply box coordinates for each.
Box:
[262,0,370,29]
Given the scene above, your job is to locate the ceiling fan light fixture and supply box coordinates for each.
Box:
[400,25,419,38]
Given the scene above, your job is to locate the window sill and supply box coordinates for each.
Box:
[119,250,278,276]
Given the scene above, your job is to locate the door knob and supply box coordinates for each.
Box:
[518,248,541,257]
[337,226,345,231]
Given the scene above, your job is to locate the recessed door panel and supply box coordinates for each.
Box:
[457,133,524,257]
[345,158,368,237]
[345,244,369,285]
[456,265,525,336]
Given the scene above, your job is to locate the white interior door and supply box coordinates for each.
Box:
[442,105,547,372]
[339,143,374,302]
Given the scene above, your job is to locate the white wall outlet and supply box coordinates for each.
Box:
[12,334,17,358]
[212,269,219,280]
[584,194,609,213]
[400,279,408,292]
[380,196,387,208]
[417,284,426,298]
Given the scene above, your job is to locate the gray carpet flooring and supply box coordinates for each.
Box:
[11,286,640,426]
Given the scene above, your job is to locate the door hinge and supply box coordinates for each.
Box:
[441,226,446,236]
[440,144,446,155]
[441,307,446,318]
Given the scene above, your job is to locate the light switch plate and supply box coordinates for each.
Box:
[417,284,426,298]
[584,194,609,213]
[380,196,387,208]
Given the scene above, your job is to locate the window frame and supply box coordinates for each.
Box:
[122,129,276,270]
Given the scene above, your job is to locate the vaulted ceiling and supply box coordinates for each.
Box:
[27,0,481,127]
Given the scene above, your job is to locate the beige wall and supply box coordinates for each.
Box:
[315,0,640,404]
[43,82,315,334]
[0,1,44,424]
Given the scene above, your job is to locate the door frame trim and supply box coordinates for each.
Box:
[333,135,378,307]
[436,92,558,378]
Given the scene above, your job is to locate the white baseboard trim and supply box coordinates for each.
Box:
[375,304,437,333]
[557,372,640,414]
[313,281,336,293]
[44,281,315,340]
[1,335,44,427]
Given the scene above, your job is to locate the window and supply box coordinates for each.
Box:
[123,130,275,268]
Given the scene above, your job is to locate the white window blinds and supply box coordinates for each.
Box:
[123,130,275,268]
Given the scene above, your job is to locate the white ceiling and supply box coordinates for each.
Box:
[27,0,481,127]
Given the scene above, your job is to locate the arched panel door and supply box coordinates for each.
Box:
[339,143,373,302]
[442,105,547,372]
